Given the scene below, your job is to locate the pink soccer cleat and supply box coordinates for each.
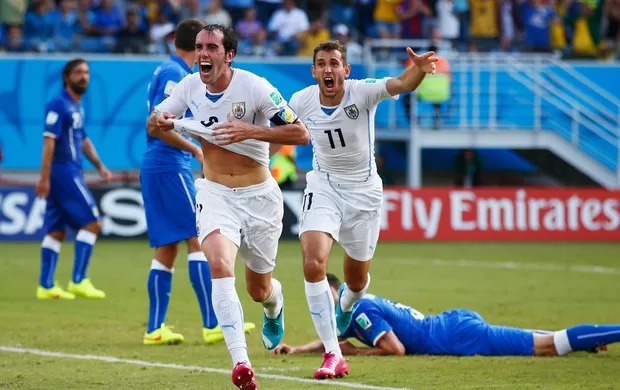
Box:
[232,362,258,390]
[314,352,349,380]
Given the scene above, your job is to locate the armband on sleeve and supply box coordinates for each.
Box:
[270,105,298,126]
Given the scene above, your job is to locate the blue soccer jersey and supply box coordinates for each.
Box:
[341,296,534,356]
[42,90,99,231]
[142,54,194,173]
[141,55,198,247]
[44,90,87,172]
[341,294,427,354]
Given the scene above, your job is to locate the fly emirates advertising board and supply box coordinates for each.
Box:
[0,186,618,241]
[380,188,619,241]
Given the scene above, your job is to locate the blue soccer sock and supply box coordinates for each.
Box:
[40,235,61,288]
[147,260,173,333]
[188,252,217,329]
[72,230,97,283]
[554,324,620,355]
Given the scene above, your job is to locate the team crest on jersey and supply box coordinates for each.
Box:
[232,102,246,119]
[355,313,372,330]
[344,104,359,119]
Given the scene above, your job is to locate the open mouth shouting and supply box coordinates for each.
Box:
[199,61,213,76]
[324,76,335,93]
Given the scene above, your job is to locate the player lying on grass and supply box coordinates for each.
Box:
[273,273,620,357]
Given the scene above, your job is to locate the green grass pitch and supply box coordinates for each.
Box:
[1,240,619,389]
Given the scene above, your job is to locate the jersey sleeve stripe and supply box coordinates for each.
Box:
[43,131,57,139]
[373,331,388,346]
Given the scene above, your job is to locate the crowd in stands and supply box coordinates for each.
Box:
[0,0,618,59]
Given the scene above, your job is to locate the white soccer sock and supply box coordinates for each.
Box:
[76,229,97,245]
[262,278,283,319]
[305,278,342,357]
[187,251,207,262]
[340,273,371,312]
[151,259,174,273]
[42,235,62,252]
[553,330,573,356]
[212,277,249,366]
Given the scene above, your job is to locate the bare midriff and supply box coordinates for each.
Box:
[200,140,270,188]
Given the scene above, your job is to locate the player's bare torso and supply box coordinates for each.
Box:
[199,140,270,188]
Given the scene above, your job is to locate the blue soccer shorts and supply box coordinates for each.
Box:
[443,309,534,356]
[141,169,198,247]
[44,171,99,232]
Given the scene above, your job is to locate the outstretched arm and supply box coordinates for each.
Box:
[272,331,407,356]
[386,48,437,96]
[339,332,406,356]
[272,339,325,355]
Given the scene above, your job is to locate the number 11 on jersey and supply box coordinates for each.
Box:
[324,128,346,149]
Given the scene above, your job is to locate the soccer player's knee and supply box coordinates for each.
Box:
[84,221,102,235]
[303,256,327,278]
[156,244,178,261]
[49,231,67,242]
[345,274,369,292]
[247,284,270,302]
[206,257,233,277]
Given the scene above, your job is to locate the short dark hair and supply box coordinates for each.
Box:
[62,58,87,87]
[313,40,347,66]
[326,273,341,290]
[201,24,238,59]
[175,18,205,51]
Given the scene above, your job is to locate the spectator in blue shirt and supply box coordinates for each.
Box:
[23,0,56,52]
[520,0,557,52]
[83,0,123,52]
[51,0,82,52]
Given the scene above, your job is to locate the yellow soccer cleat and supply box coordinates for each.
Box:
[36,284,75,300]
[144,324,184,345]
[67,278,106,299]
[203,322,257,344]
[203,326,225,344]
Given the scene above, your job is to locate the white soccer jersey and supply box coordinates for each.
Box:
[155,68,289,167]
[290,78,394,182]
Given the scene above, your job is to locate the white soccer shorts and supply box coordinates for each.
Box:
[195,177,284,274]
[298,171,383,261]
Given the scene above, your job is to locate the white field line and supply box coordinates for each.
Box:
[0,346,411,390]
[394,258,620,275]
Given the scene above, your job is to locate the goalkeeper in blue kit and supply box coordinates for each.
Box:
[274,273,620,357]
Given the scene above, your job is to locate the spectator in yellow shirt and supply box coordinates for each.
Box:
[297,18,330,56]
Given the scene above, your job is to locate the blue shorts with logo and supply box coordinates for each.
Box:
[44,170,99,232]
[140,169,197,247]
[420,309,534,356]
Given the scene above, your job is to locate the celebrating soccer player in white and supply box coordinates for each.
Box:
[147,24,309,390]
[289,41,437,379]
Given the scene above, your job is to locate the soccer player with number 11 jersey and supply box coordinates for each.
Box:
[289,40,437,379]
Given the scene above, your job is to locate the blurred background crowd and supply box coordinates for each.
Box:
[0,0,618,59]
